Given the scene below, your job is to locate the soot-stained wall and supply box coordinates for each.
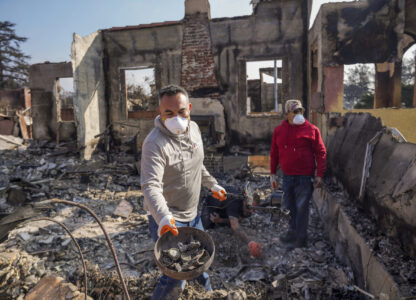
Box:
[29,62,76,142]
[325,112,416,257]
[310,0,405,66]
[210,0,307,144]
[95,0,309,148]
[102,22,183,148]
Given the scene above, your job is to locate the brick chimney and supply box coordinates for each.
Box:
[181,0,219,97]
[185,0,211,18]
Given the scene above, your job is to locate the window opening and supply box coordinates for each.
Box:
[56,77,74,122]
[401,44,415,108]
[246,59,282,114]
[124,68,157,119]
[343,64,375,109]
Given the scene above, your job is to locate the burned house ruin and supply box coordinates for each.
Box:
[1,0,416,299]
[28,0,309,159]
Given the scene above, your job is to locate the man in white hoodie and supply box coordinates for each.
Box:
[141,84,226,300]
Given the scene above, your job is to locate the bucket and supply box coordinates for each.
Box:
[154,227,215,280]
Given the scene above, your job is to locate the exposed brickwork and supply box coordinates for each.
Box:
[181,13,219,95]
[203,153,223,174]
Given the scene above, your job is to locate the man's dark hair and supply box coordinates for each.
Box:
[158,84,189,102]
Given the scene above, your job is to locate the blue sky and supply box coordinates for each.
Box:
[0,0,343,64]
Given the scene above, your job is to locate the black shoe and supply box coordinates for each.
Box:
[285,238,307,251]
[279,230,296,244]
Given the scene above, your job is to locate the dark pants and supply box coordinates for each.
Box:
[148,214,212,300]
[282,174,314,240]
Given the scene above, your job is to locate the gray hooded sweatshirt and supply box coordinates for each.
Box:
[140,116,218,224]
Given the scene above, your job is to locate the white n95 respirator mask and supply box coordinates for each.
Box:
[164,116,189,134]
[293,114,305,125]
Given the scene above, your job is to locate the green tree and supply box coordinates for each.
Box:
[0,21,30,89]
[353,92,374,109]
[402,84,414,108]
[127,76,157,111]
[402,50,415,85]
[344,64,374,109]
[401,49,415,107]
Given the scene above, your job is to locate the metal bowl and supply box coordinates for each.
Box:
[154,227,215,280]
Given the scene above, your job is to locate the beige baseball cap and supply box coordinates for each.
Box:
[285,99,304,113]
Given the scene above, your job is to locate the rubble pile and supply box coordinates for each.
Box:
[1,141,367,299]
[326,182,416,296]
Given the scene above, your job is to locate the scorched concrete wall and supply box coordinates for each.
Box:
[72,31,107,159]
[210,0,307,144]
[102,23,183,147]
[309,0,405,66]
[29,62,76,141]
[324,112,416,257]
[96,0,308,148]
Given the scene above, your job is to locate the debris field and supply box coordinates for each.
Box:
[0,140,386,299]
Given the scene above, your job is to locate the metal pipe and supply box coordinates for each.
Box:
[24,217,88,300]
[41,198,131,300]
[274,59,279,112]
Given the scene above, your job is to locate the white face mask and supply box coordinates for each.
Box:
[164,116,189,134]
[293,114,305,125]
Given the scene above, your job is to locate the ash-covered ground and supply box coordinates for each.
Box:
[0,141,365,299]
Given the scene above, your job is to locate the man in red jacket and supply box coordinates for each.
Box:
[270,99,326,250]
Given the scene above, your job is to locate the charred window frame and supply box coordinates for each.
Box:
[55,77,74,122]
[120,66,158,119]
[343,43,416,110]
[239,57,287,116]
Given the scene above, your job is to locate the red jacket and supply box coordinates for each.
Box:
[270,120,326,177]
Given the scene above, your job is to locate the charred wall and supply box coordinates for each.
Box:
[96,0,309,149]
[405,0,416,39]
[71,31,106,159]
[102,23,183,148]
[28,62,76,141]
[307,0,409,113]
[313,0,405,66]
[325,113,416,257]
[210,0,307,144]
[0,89,26,112]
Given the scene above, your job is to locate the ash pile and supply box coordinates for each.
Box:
[0,140,365,299]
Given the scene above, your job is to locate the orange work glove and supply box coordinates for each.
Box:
[248,241,263,258]
[158,215,179,237]
[211,184,227,201]
[270,174,278,189]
